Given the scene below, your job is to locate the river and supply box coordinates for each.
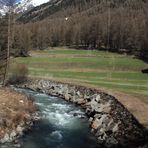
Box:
[4,88,98,148]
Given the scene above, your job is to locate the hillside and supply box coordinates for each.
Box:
[0,0,147,60]
[14,0,148,60]
[17,0,148,23]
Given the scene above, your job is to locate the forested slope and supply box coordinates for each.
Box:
[1,0,148,59]
[18,0,147,23]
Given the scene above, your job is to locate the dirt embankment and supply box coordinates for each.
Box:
[0,87,36,143]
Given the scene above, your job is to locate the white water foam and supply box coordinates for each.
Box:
[34,93,48,97]
[35,102,45,107]
[69,110,85,118]
[51,103,71,111]
[44,111,72,126]
[50,130,63,140]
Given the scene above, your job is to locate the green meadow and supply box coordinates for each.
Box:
[14,48,148,101]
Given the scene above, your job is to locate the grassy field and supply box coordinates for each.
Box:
[13,47,148,101]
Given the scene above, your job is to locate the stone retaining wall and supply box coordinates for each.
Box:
[20,79,148,147]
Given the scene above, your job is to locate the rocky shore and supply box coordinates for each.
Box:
[18,79,148,148]
[0,87,37,147]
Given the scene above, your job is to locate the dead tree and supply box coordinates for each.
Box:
[0,0,31,85]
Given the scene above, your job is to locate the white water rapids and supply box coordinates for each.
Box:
[1,88,98,148]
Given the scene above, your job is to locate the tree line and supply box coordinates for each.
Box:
[1,0,148,60]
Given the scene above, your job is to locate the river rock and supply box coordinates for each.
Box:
[64,93,70,101]
[91,118,100,129]
[106,136,118,146]
[16,126,23,136]
[90,99,99,110]
[0,134,10,143]
[95,102,111,113]
[13,143,21,148]
[9,130,17,141]
[76,98,86,105]
[16,79,148,147]
[89,117,93,123]
[95,95,101,102]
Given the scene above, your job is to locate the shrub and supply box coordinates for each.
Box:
[8,64,28,84]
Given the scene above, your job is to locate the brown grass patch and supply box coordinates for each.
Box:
[0,87,36,139]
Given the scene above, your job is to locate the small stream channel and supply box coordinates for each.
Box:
[4,88,98,148]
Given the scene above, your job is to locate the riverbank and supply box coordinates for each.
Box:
[18,79,148,147]
[0,87,36,145]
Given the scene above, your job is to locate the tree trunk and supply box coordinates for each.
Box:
[3,9,11,86]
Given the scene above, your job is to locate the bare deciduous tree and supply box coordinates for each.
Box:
[0,0,31,85]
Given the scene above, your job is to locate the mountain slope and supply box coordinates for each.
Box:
[18,0,147,23]
[0,0,34,16]
[11,0,148,59]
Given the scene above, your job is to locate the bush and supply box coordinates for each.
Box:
[8,64,28,84]
[10,48,30,57]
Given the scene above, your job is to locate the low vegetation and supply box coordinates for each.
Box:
[8,64,28,85]
[13,48,148,102]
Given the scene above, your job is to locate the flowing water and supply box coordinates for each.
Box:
[1,88,98,148]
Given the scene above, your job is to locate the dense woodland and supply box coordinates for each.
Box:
[0,0,148,59]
